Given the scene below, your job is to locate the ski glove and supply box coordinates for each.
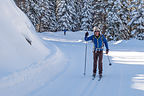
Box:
[106,49,109,54]
[85,32,89,37]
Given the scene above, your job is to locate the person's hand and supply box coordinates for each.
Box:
[106,49,109,54]
[85,32,89,37]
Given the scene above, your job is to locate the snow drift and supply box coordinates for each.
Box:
[0,1,68,96]
[0,0,49,77]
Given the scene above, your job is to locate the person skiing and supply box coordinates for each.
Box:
[64,29,67,35]
[85,26,109,78]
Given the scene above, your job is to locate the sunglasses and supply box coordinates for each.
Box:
[94,31,100,32]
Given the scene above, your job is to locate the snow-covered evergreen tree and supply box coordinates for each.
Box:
[32,0,58,32]
[29,0,45,32]
[128,0,144,40]
[15,0,57,32]
[92,0,110,33]
[68,0,78,31]
[74,0,83,31]
[47,0,57,32]
[92,0,102,28]
[81,0,93,31]
[106,0,130,40]
[38,0,57,32]
[14,0,143,40]
[56,0,77,31]
[24,0,38,30]
[15,0,41,32]
[14,0,26,10]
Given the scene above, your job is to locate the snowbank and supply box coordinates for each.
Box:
[0,0,49,77]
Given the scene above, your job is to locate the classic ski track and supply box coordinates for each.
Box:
[84,62,112,96]
[80,76,100,96]
[0,42,68,96]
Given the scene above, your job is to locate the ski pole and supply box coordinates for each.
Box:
[107,54,112,66]
[84,42,88,76]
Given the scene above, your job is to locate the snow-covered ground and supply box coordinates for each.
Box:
[33,32,144,96]
[0,0,66,96]
[1,0,144,96]
[0,0,49,77]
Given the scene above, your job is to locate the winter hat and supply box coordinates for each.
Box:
[93,26,100,32]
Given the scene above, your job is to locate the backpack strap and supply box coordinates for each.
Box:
[101,35,104,48]
[92,35,94,42]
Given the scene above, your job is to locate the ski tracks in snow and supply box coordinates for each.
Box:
[79,76,101,96]
[0,42,68,96]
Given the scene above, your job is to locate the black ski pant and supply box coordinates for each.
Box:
[93,51,103,75]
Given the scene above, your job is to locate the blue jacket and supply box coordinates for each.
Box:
[85,35,109,51]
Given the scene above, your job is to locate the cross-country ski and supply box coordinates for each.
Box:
[92,75,96,80]
[98,76,102,81]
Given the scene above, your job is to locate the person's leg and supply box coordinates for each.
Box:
[98,51,103,76]
[93,51,98,76]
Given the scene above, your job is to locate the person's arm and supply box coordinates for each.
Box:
[102,35,109,54]
[85,35,93,41]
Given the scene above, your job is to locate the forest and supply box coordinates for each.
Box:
[14,0,144,40]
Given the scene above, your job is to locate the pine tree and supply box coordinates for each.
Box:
[29,0,44,32]
[14,0,26,9]
[106,0,130,40]
[136,0,144,40]
[56,0,77,31]
[14,0,143,40]
[81,0,93,31]
[20,0,40,31]
[74,0,83,31]
[15,0,57,32]
[47,0,57,32]
[92,0,110,33]
[92,0,103,28]
[128,0,144,40]
[37,0,57,32]
[67,0,78,31]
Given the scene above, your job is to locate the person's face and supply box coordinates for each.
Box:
[94,31,100,36]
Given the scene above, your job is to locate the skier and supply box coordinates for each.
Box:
[85,26,109,79]
[64,29,67,35]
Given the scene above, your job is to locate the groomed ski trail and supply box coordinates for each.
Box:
[30,39,112,96]
[0,42,68,96]
[31,33,144,96]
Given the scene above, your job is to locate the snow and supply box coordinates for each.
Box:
[31,32,144,96]
[0,0,66,95]
[1,0,144,96]
[0,0,52,76]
